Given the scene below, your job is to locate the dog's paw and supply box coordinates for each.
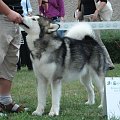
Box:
[49,107,59,116]
[32,110,44,116]
[49,111,59,116]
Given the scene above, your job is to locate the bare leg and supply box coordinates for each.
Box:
[0,78,11,95]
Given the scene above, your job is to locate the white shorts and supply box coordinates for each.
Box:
[0,14,21,80]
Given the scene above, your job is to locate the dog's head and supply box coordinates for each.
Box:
[20,15,60,36]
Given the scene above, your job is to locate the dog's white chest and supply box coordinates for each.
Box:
[33,53,57,81]
[26,35,38,54]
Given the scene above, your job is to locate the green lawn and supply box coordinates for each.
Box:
[1,64,120,120]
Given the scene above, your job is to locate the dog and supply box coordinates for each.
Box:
[20,15,107,116]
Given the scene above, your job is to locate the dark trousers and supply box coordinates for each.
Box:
[17,31,33,70]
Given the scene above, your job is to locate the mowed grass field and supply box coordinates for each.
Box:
[1,64,120,120]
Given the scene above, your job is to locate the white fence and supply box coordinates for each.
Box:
[58,21,120,30]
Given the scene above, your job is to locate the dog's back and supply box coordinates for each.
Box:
[50,23,107,82]
[63,36,106,72]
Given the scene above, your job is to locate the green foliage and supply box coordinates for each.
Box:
[101,30,120,63]
[101,30,120,42]
[1,65,120,120]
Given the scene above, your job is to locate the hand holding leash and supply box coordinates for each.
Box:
[60,17,65,22]
[91,10,99,21]
[7,10,23,23]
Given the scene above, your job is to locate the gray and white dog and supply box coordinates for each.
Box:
[20,15,107,116]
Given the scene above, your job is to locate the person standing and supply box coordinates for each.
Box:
[75,0,114,70]
[0,0,27,116]
[17,0,33,71]
[38,0,65,38]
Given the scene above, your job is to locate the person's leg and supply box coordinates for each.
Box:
[23,31,33,70]
[0,18,28,114]
[26,51,33,70]
[94,30,114,70]
[0,79,11,116]
[0,79,11,95]
[84,15,114,70]
[0,78,13,107]
[17,50,21,71]
[0,42,27,113]
[20,31,27,66]
[0,31,12,116]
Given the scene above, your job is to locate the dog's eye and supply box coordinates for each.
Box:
[32,18,36,21]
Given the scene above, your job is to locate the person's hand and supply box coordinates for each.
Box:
[91,10,99,21]
[28,12,32,16]
[60,17,65,22]
[39,0,48,11]
[6,10,23,23]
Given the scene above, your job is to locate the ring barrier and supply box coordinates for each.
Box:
[58,21,120,30]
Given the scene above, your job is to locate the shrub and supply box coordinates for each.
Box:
[101,30,120,63]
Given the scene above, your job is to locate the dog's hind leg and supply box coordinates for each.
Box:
[80,74,95,105]
[49,79,62,116]
[32,76,48,116]
[93,73,105,108]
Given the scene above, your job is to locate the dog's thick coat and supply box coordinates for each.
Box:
[20,16,107,116]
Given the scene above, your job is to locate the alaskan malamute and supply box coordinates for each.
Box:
[20,16,107,116]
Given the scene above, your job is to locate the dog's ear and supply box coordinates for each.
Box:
[47,23,60,33]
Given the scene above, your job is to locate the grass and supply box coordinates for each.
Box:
[101,30,120,42]
[1,64,120,120]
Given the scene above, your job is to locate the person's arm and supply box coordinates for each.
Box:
[58,0,65,21]
[95,0,107,13]
[92,0,107,20]
[0,0,23,23]
[0,0,12,16]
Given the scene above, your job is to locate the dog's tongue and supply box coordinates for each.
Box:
[20,22,30,29]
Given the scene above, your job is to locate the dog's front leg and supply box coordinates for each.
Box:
[32,78,48,116]
[49,79,62,116]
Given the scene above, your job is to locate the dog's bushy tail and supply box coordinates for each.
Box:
[65,22,95,40]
